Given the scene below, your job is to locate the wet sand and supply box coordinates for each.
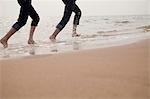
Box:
[0,39,149,99]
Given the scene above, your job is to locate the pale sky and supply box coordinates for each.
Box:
[0,0,149,17]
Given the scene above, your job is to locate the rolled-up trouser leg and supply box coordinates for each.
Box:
[73,4,81,25]
[56,0,77,31]
[29,5,40,26]
[56,6,73,31]
[12,7,28,31]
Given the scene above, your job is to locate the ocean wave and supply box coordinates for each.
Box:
[81,34,99,39]
[96,26,149,36]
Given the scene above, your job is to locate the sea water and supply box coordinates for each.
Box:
[0,15,150,59]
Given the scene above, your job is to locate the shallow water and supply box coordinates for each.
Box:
[0,15,150,59]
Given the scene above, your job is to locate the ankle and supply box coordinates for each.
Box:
[28,40,35,44]
[28,38,34,41]
[0,38,7,42]
[50,35,56,39]
[72,30,77,34]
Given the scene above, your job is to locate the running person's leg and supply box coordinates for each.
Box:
[72,4,81,37]
[0,0,29,48]
[50,0,75,41]
[28,5,40,44]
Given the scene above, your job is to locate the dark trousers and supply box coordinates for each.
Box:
[56,0,82,30]
[12,0,40,31]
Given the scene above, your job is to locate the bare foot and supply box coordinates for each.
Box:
[49,35,56,42]
[28,39,35,45]
[0,39,8,48]
[72,33,81,37]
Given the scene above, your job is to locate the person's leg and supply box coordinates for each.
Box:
[50,0,75,40]
[28,26,36,44]
[50,7,73,40]
[0,6,28,48]
[72,4,82,37]
[28,5,40,44]
[0,28,17,48]
[72,24,79,37]
[49,28,61,41]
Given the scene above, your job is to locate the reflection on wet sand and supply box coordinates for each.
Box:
[51,42,58,52]
[27,39,81,57]
[29,45,36,55]
[72,41,80,50]
[2,48,10,58]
